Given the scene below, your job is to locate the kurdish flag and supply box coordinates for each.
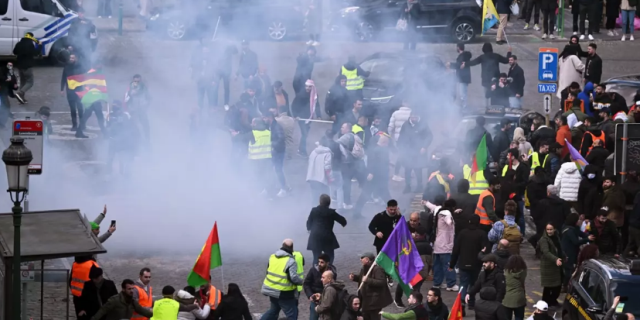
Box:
[67,72,107,90]
[187,223,223,287]
[375,220,424,297]
[470,134,488,183]
[448,289,464,320]
[481,0,499,34]
[566,138,588,171]
[68,71,109,108]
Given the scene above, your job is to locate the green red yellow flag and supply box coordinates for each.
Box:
[187,223,222,287]
[67,73,107,90]
[470,134,488,183]
[69,71,109,108]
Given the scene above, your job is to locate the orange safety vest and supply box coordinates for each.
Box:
[427,172,454,199]
[132,285,153,320]
[474,190,495,226]
[564,98,585,113]
[208,285,222,310]
[70,260,99,297]
[580,131,605,155]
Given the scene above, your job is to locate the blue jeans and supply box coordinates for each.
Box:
[458,83,468,108]
[509,97,522,109]
[433,253,457,288]
[622,10,636,34]
[517,200,526,235]
[311,249,335,265]
[309,302,319,320]
[459,268,480,306]
[261,296,298,320]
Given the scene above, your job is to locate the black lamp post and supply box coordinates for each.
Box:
[2,137,33,320]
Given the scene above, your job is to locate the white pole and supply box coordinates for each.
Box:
[357,261,377,292]
[296,118,334,124]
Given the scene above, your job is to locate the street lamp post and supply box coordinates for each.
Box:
[2,137,33,320]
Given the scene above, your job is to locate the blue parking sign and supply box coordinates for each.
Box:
[538,48,558,82]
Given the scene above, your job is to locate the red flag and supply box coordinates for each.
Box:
[448,291,463,320]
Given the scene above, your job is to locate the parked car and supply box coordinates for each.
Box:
[330,0,481,42]
[147,0,305,41]
[601,74,640,105]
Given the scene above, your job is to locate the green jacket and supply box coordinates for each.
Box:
[381,311,416,320]
[502,269,527,308]
[538,231,564,288]
[91,292,153,320]
[563,107,588,122]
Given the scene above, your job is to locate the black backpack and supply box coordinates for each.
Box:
[332,286,350,319]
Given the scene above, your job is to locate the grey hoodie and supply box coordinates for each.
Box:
[337,133,355,164]
[261,249,303,299]
[307,146,332,185]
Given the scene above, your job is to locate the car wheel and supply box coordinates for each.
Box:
[452,19,476,43]
[268,21,287,41]
[356,22,374,42]
[166,19,187,40]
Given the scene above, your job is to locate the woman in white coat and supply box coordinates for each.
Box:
[557,45,585,100]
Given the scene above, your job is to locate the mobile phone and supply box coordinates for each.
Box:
[110,220,116,227]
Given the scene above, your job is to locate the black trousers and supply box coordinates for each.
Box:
[525,0,541,24]
[77,102,106,135]
[624,226,640,256]
[579,4,597,34]
[217,73,231,105]
[573,12,580,32]
[542,8,556,34]
[67,92,84,127]
[542,286,561,306]
[363,309,382,320]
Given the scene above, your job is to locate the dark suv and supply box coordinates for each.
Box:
[331,0,482,42]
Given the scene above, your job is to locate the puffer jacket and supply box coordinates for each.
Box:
[307,146,332,185]
[554,162,582,201]
[176,296,211,320]
[388,106,411,141]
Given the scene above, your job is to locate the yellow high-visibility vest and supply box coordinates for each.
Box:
[463,165,488,195]
[352,124,365,145]
[292,251,304,292]
[150,298,179,320]
[341,66,364,91]
[530,152,548,173]
[248,130,272,160]
[263,254,297,292]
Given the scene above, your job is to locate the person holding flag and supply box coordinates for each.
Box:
[379,292,428,320]
[349,252,393,320]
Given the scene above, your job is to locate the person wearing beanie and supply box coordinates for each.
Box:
[88,205,116,243]
[150,286,179,320]
[77,266,118,320]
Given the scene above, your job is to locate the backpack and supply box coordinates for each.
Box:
[500,220,522,255]
[332,286,350,320]
[351,134,365,159]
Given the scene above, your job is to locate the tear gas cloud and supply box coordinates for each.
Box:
[0,2,463,260]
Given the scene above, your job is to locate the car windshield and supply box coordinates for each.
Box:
[360,59,405,82]
[611,281,640,317]
[456,118,502,140]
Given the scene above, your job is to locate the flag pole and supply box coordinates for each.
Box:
[357,261,378,292]
[220,266,225,290]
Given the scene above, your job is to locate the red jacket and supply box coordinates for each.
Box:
[556,125,572,159]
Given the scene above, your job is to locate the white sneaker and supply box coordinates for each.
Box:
[607,30,614,36]
[439,284,447,289]
[524,23,529,30]
[224,104,229,111]
[554,26,557,31]
[98,15,102,18]
[447,285,460,291]
[631,35,635,41]
[311,41,320,46]
[549,34,555,39]
[108,15,112,19]
[277,189,287,197]
[351,178,357,182]
[542,33,547,39]
[343,204,353,210]
[573,31,578,35]
[392,175,405,182]
[305,40,313,45]
[588,34,594,40]
[580,34,585,40]
[622,35,626,41]
[534,24,540,31]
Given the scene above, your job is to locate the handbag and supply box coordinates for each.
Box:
[396,18,408,31]
[510,1,520,15]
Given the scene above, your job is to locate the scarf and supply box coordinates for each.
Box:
[24,33,40,45]
[306,79,317,119]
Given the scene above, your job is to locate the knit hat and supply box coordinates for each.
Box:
[89,266,103,279]
[90,222,99,230]
[176,290,194,299]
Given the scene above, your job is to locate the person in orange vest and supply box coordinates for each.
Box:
[132,267,153,320]
[474,177,501,234]
[70,255,99,318]
[579,117,608,156]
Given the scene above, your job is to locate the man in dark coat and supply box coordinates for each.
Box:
[448,43,472,109]
[291,79,321,156]
[464,43,512,106]
[585,139,609,173]
[577,165,603,220]
[349,252,393,319]
[325,75,349,134]
[306,194,347,264]
[450,215,486,310]
[397,112,433,193]
[77,266,118,320]
[590,209,620,255]
[12,32,40,103]
[466,254,506,304]
[451,180,478,237]
[293,47,319,94]
[474,287,507,320]
[507,55,525,109]
[264,111,289,196]
[237,40,259,89]
[368,199,403,254]
[303,253,337,320]
[492,118,512,164]
[584,43,603,85]
[530,116,556,150]
[530,185,571,248]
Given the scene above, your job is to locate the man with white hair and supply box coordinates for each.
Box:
[529,185,572,248]
[261,239,305,320]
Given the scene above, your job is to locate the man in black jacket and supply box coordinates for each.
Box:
[61,53,89,131]
[450,215,486,310]
[264,112,289,197]
[303,253,337,320]
[585,43,603,85]
[368,200,403,254]
[492,118,512,165]
[237,40,259,89]
[507,55,525,109]
[585,139,610,172]
[12,32,40,104]
[590,209,620,255]
[624,192,640,257]
[325,75,349,134]
[474,287,507,320]
[490,73,510,108]
[466,254,506,304]
[447,43,472,109]
[451,179,479,236]
[77,266,118,320]
[530,116,556,150]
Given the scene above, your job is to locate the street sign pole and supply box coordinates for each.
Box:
[544,94,552,126]
[538,47,559,123]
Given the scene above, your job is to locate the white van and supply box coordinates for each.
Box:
[0,0,78,57]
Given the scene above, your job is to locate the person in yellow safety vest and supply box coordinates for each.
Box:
[425,160,455,202]
[462,151,491,195]
[352,115,371,148]
[246,118,272,194]
[89,279,153,320]
[340,55,370,99]
[529,142,550,176]
[132,267,153,320]
[261,239,304,317]
[150,286,179,320]
[474,177,501,233]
